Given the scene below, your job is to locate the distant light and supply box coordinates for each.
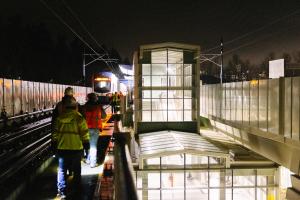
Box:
[250,80,258,86]
[95,77,111,82]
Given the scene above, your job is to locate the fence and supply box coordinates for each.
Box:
[200,77,300,141]
[0,78,92,117]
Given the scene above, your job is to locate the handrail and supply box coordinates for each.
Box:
[113,132,138,200]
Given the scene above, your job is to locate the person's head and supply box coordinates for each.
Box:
[62,96,77,110]
[87,93,98,103]
[64,87,74,96]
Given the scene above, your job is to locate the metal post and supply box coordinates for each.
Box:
[83,48,86,86]
[220,37,223,84]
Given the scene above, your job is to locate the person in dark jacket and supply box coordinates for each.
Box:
[52,87,84,129]
[83,93,103,168]
[52,96,90,199]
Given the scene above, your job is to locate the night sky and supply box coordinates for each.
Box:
[2,0,300,63]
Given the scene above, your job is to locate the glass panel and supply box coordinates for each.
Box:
[185,155,208,168]
[236,82,243,124]
[215,84,221,118]
[257,188,267,200]
[209,170,221,187]
[137,190,142,200]
[142,111,151,121]
[33,82,40,111]
[186,189,208,200]
[162,172,184,189]
[184,76,192,87]
[28,81,34,113]
[145,158,160,166]
[225,170,233,187]
[13,79,22,115]
[184,99,192,109]
[168,64,182,75]
[152,64,167,75]
[221,85,226,119]
[4,79,13,116]
[168,90,183,98]
[184,110,192,121]
[250,80,258,127]
[184,64,192,75]
[152,50,167,63]
[259,80,268,131]
[225,83,231,120]
[284,78,292,138]
[292,77,300,140]
[186,171,209,188]
[162,155,184,168]
[168,111,183,121]
[152,90,167,98]
[148,190,160,200]
[257,175,267,186]
[168,76,182,87]
[268,79,279,134]
[142,90,151,98]
[243,81,250,125]
[226,188,232,200]
[152,99,167,110]
[142,64,151,75]
[39,82,45,110]
[233,188,255,200]
[142,76,151,87]
[168,50,183,64]
[257,168,275,186]
[152,76,167,87]
[168,99,183,110]
[152,111,167,121]
[184,90,192,98]
[148,173,160,188]
[230,82,236,121]
[162,190,184,200]
[45,83,50,108]
[209,157,226,168]
[233,169,255,186]
[142,99,151,110]
[209,189,220,200]
[21,81,29,113]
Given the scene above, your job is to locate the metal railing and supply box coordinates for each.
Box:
[200,77,300,141]
[113,131,138,200]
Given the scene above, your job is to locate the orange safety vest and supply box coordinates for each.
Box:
[84,104,102,130]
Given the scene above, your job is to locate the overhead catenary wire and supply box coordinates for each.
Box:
[203,8,300,53]
[40,0,99,56]
[61,0,108,56]
[223,18,300,56]
[40,0,119,76]
[61,0,120,76]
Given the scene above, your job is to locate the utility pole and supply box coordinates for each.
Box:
[83,48,86,86]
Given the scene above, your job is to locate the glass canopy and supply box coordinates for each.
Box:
[138,131,230,169]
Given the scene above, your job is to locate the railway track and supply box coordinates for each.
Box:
[0,116,53,199]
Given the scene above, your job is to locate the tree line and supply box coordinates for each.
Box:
[201,51,300,82]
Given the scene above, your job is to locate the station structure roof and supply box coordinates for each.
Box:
[138,131,231,168]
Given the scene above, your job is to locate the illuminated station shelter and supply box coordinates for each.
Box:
[131,43,279,200]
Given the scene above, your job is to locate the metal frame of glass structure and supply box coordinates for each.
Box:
[134,42,200,130]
